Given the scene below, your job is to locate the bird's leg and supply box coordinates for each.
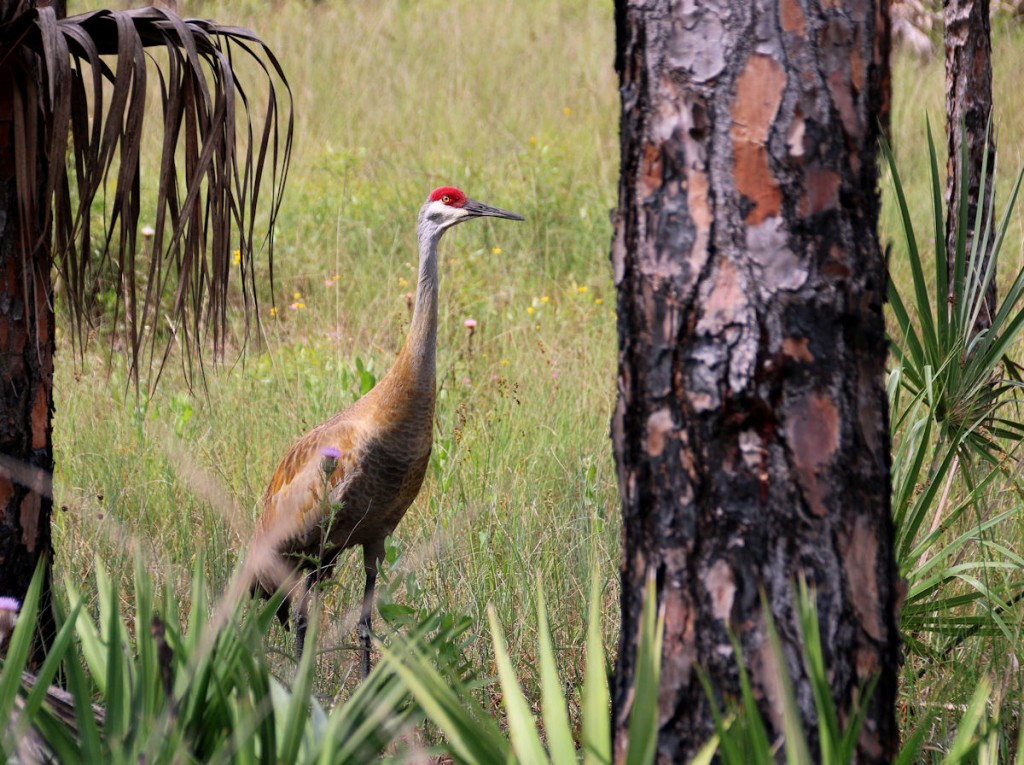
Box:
[293,575,313,663]
[359,541,384,679]
[294,606,307,662]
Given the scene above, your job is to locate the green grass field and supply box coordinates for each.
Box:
[50,0,1024,752]
[55,0,621,701]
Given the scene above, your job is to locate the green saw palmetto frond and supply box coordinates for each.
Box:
[883,120,1024,464]
[885,121,1024,661]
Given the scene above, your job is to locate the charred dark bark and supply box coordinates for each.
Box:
[610,1,900,762]
[944,0,995,332]
[0,0,61,666]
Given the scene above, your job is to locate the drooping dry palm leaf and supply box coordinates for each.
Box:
[1,2,292,390]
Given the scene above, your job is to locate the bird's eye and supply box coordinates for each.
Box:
[441,195,451,204]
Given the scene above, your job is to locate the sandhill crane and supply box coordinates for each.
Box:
[250,186,523,676]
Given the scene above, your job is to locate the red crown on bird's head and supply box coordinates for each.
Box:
[429,186,467,207]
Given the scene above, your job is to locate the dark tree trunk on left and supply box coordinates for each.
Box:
[0,0,63,666]
[944,0,995,331]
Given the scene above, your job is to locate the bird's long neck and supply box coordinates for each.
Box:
[393,215,442,393]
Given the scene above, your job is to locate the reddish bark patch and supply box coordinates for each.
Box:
[799,168,841,216]
[31,386,48,450]
[705,559,736,622]
[34,293,48,346]
[785,391,839,516]
[851,43,865,94]
[686,166,712,289]
[786,110,806,158]
[840,514,884,641]
[731,55,787,224]
[734,144,780,225]
[697,258,746,336]
[19,492,39,551]
[645,408,674,457]
[0,478,12,517]
[640,142,663,197]
[782,336,814,362]
[828,68,859,143]
[822,262,851,279]
[857,646,879,678]
[688,168,711,229]
[754,635,786,733]
[660,587,698,720]
[732,55,786,143]
[780,0,806,36]
[823,244,852,279]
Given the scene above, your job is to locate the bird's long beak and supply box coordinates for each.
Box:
[464,198,525,221]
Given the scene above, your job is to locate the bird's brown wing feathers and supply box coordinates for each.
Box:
[252,416,367,579]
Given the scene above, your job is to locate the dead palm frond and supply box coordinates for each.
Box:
[1,2,292,390]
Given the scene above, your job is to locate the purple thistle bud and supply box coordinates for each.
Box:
[320,446,341,475]
[0,597,20,613]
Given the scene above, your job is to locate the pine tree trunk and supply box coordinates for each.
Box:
[610,1,901,761]
[0,0,62,666]
[944,0,995,332]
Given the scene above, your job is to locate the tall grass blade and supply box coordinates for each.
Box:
[582,572,611,765]
[18,602,82,733]
[881,134,936,365]
[0,563,44,754]
[761,604,812,765]
[102,571,128,745]
[953,121,970,336]
[63,601,103,761]
[536,583,576,764]
[688,734,720,765]
[894,725,929,765]
[625,569,663,765]
[384,638,510,765]
[940,678,990,764]
[488,605,549,764]
[971,166,1024,366]
[926,120,950,351]
[730,636,775,758]
[963,119,994,335]
[278,607,319,765]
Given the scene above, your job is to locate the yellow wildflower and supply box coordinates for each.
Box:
[293,291,302,300]
[399,278,408,287]
[500,359,509,366]
[540,295,549,303]
[529,136,537,145]
[563,107,572,116]
[527,306,535,315]
[232,249,241,265]
[595,298,603,305]
[269,306,277,317]
[577,286,587,294]
[492,247,502,255]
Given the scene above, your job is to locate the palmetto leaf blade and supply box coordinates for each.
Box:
[5,4,292,393]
